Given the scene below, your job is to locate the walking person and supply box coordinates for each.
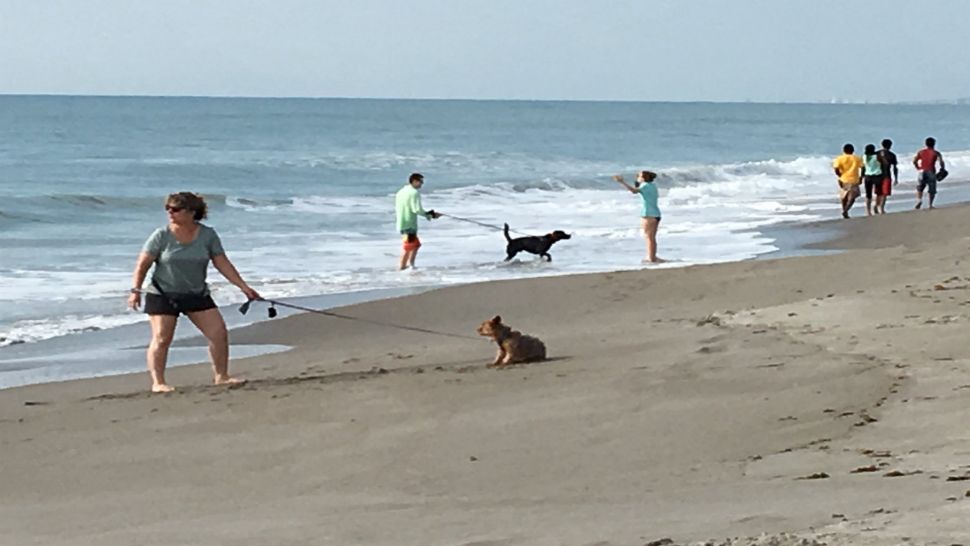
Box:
[613,171,665,263]
[914,137,946,209]
[833,143,864,218]
[128,192,260,393]
[862,144,882,216]
[875,138,899,214]
[394,172,441,270]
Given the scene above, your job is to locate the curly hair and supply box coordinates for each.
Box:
[165,192,208,221]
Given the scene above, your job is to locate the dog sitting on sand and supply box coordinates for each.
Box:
[476,315,547,367]
[503,223,571,262]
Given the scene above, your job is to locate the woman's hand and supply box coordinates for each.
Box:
[612,175,625,183]
[128,291,141,311]
[241,285,261,301]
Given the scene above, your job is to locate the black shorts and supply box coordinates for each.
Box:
[144,293,217,316]
[863,176,882,199]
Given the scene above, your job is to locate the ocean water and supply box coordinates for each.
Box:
[2,96,970,387]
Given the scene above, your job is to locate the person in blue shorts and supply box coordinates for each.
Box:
[613,171,665,263]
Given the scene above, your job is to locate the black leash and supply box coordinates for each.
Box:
[239,298,482,341]
[439,213,533,237]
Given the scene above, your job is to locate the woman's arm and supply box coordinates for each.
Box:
[612,175,639,194]
[128,252,155,310]
[212,254,260,300]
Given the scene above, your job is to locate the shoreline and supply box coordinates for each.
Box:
[4,202,970,543]
[4,183,969,391]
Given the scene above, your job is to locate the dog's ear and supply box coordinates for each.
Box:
[491,315,501,324]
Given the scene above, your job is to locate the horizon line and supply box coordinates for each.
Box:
[1,92,967,106]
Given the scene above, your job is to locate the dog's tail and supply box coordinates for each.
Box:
[503,223,512,242]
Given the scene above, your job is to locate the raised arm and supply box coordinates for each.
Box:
[612,175,639,194]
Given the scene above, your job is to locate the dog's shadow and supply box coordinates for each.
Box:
[455,355,572,373]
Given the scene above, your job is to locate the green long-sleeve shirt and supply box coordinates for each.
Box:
[394,184,431,233]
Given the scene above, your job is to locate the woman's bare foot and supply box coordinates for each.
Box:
[151,383,175,393]
[213,375,247,387]
[642,257,667,264]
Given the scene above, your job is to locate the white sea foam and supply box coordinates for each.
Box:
[2,151,968,348]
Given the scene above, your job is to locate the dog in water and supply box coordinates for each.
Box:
[503,223,571,261]
[476,315,547,367]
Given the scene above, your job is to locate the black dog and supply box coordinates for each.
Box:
[504,223,571,261]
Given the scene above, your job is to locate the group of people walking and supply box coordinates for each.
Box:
[833,137,946,218]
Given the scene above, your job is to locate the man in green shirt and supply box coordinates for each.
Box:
[394,172,441,270]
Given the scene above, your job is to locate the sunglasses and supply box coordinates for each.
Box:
[165,205,185,213]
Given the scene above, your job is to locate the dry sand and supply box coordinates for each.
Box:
[2,206,970,545]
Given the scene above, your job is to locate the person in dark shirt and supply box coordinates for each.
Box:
[875,139,898,214]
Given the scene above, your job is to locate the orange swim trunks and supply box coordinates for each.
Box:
[402,233,421,251]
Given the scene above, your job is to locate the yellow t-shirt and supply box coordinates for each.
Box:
[833,154,864,184]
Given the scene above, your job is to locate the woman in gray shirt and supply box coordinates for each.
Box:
[128,192,260,393]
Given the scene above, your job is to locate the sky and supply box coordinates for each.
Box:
[1,0,969,103]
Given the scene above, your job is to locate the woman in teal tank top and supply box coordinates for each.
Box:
[613,170,665,263]
[862,143,883,216]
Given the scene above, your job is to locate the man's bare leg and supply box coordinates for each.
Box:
[399,250,410,270]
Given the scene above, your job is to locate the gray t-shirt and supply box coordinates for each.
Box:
[141,224,225,295]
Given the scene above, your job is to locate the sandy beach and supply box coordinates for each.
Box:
[3,205,970,546]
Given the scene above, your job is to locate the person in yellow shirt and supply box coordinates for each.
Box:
[833,143,864,218]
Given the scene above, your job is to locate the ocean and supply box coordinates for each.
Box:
[3,96,970,388]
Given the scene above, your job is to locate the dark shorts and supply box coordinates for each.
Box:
[144,293,217,316]
[863,176,882,199]
[917,171,937,195]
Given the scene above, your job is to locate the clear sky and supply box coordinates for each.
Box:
[1,0,968,102]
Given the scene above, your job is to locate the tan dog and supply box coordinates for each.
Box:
[476,315,546,367]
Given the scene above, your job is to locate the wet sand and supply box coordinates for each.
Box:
[3,205,970,545]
